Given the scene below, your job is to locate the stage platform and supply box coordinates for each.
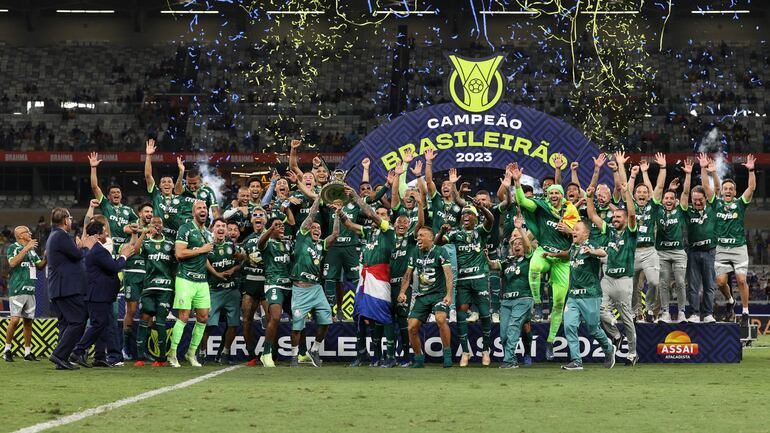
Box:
[0,319,742,364]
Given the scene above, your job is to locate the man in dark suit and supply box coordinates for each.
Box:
[70,220,136,368]
[46,207,96,370]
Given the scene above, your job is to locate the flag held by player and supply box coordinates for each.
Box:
[353,263,392,324]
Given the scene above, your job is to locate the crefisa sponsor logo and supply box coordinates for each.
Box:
[657,330,699,359]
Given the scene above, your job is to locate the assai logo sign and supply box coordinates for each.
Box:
[447,54,505,113]
[657,331,699,359]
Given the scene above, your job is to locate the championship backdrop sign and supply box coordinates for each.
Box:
[339,54,613,188]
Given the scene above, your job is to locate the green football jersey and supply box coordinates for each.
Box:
[360,221,396,267]
[207,240,242,291]
[288,188,320,229]
[602,222,638,279]
[241,231,265,284]
[498,254,532,298]
[324,202,362,246]
[633,200,655,248]
[290,230,327,284]
[178,184,219,225]
[408,245,451,296]
[6,242,41,296]
[148,185,183,238]
[122,222,149,275]
[260,237,293,287]
[393,203,419,233]
[479,204,502,259]
[141,236,176,292]
[581,202,614,244]
[715,197,749,247]
[175,221,213,282]
[686,196,718,251]
[429,192,461,233]
[98,196,138,248]
[652,199,686,250]
[501,203,521,243]
[391,233,417,283]
[445,226,490,280]
[568,242,602,298]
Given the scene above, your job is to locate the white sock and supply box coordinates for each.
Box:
[3,346,8,354]
[728,297,735,304]
[311,341,322,352]
[742,307,749,314]
[24,346,31,356]
[291,346,299,357]
[222,348,230,355]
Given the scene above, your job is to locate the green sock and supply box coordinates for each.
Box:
[136,320,149,360]
[480,315,492,351]
[323,280,337,314]
[263,341,272,357]
[457,310,470,353]
[123,328,132,349]
[355,319,368,360]
[156,323,167,362]
[372,323,383,359]
[443,347,452,366]
[170,319,186,352]
[414,353,425,365]
[188,321,206,354]
[383,323,396,359]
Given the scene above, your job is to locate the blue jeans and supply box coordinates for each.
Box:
[563,297,612,364]
[499,297,533,364]
[686,249,716,316]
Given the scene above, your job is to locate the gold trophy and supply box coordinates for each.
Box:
[319,169,351,205]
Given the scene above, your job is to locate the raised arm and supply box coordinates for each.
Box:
[652,152,667,202]
[742,154,756,202]
[435,224,451,246]
[347,186,381,227]
[515,216,533,254]
[174,157,185,195]
[570,161,582,190]
[512,164,536,212]
[680,159,693,210]
[613,151,629,203]
[708,158,721,197]
[424,148,437,197]
[324,207,340,247]
[336,203,364,234]
[84,198,99,227]
[299,195,322,234]
[448,168,467,207]
[289,139,304,178]
[361,157,370,185]
[415,179,426,231]
[697,153,715,201]
[584,186,607,229]
[497,164,513,204]
[261,170,280,207]
[295,176,318,200]
[144,139,156,191]
[588,153,606,192]
[391,161,406,210]
[475,200,494,231]
[624,180,636,230]
[639,159,654,197]
[553,154,564,185]
[88,152,104,200]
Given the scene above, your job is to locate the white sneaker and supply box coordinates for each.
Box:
[168,352,180,368]
[427,314,436,323]
[689,315,700,323]
[467,312,479,323]
[185,351,202,367]
[675,312,686,323]
[657,312,672,323]
[702,315,716,323]
[491,313,500,324]
[449,310,457,323]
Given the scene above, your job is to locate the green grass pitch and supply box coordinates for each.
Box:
[2,336,768,433]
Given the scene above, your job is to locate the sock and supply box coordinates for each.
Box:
[122,328,132,349]
[355,318,368,359]
[480,315,492,351]
[223,348,230,356]
[272,340,280,358]
[372,322,384,359]
[727,297,735,304]
[442,347,452,362]
[522,327,532,356]
[323,280,337,313]
[742,307,749,314]
[414,353,425,365]
[398,317,409,358]
[263,341,272,357]
[3,346,8,354]
[188,321,206,354]
[528,272,542,304]
[291,346,299,357]
[156,323,167,361]
[383,323,396,359]
[170,319,186,352]
[311,340,323,352]
[457,310,470,353]
[299,332,308,355]
[24,346,31,356]
[136,320,149,360]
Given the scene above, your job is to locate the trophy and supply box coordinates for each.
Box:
[319,169,351,205]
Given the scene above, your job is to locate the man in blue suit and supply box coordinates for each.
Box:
[70,220,137,368]
[46,207,96,370]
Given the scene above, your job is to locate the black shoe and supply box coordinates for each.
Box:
[724,302,736,322]
[612,336,622,351]
[3,351,13,362]
[624,355,638,367]
[92,359,114,368]
[740,313,749,327]
[24,353,39,362]
[50,354,78,370]
[69,353,92,368]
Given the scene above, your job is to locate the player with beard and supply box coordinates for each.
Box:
[134,216,176,367]
[399,226,454,368]
[436,199,495,367]
[512,162,581,360]
[360,157,394,210]
[121,202,153,360]
[714,154,756,325]
[628,159,661,322]
[202,218,244,365]
[168,200,214,367]
[683,154,719,323]
[587,180,638,366]
[258,219,294,367]
[144,139,185,238]
[651,153,688,323]
[88,152,138,252]
[289,195,339,367]
[177,167,220,225]
[223,187,252,241]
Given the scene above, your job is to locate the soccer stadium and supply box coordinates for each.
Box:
[0,0,769,432]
